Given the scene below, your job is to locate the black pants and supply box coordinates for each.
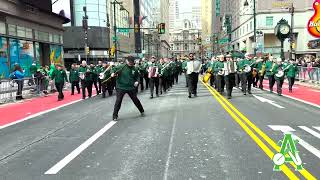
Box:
[188,72,199,95]
[144,74,149,89]
[98,79,102,93]
[102,81,113,97]
[240,72,253,94]
[71,81,80,95]
[150,77,159,96]
[252,75,259,87]
[288,77,295,91]
[16,80,24,98]
[225,73,235,97]
[93,79,99,94]
[276,78,284,95]
[210,74,215,87]
[216,75,225,93]
[174,73,179,83]
[55,82,64,100]
[81,80,93,98]
[268,75,276,92]
[235,73,240,88]
[258,73,265,89]
[139,76,144,91]
[159,77,166,94]
[113,89,144,119]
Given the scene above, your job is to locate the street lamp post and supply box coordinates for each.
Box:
[111,0,129,62]
[244,0,256,56]
[289,3,295,60]
[82,6,89,62]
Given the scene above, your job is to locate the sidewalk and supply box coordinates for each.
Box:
[0,90,95,128]
[261,80,320,107]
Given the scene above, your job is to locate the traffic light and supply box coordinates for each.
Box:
[158,23,165,34]
[85,46,90,55]
[110,45,116,56]
[134,24,139,33]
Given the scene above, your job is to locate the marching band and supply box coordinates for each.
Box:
[45,52,299,119]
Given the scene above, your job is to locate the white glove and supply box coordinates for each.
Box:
[111,73,116,77]
[134,81,139,87]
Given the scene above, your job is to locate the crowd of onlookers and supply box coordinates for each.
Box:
[296,56,320,83]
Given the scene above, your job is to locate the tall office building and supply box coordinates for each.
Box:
[192,6,201,29]
[169,0,179,33]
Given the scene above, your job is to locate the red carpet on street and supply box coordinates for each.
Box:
[262,80,320,106]
[0,91,91,127]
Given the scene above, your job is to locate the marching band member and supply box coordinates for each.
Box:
[252,57,259,88]
[286,59,299,93]
[186,53,202,98]
[96,61,103,94]
[256,57,267,90]
[209,57,217,87]
[111,56,145,121]
[159,58,168,94]
[101,62,113,98]
[69,63,80,95]
[182,58,189,87]
[224,54,237,99]
[142,58,149,90]
[79,61,93,99]
[51,64,68,101]
[234,58,241,88]
[90,64,100,95]
[215,55,225,93]
[238,53,254,95]
[274,58,285,96]
[148,56,160,98]
[265,57,276,93]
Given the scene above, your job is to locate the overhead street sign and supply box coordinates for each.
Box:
[218,38,229,44]
[117,28,130,33]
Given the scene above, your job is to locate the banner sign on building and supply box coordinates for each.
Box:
[307,0,320,38]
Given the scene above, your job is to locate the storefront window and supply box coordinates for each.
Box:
[17,26,26,37]
[26,28,33,39]
[53,34,60,43]
[8,24,17,36]
[49,33,53,42]
[35,42,41,67]
[0,22,6,34]
[38,31,49,42]
[0,37,9,78]
[9,39,34,77]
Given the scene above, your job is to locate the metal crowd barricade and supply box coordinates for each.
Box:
[0,77,38,104]
[296,66,320,84]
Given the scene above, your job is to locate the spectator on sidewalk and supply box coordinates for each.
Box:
[51,64,68,101]
[28,63,37,86]
[40,66,49,96]
[49,64,56,93]
[10,63,25,100]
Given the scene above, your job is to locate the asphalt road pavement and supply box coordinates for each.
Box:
[0,76,319,180]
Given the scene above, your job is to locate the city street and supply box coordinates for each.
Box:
[0,78,319,180]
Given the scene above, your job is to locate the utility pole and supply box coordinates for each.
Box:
[112,1,118,62]
[289,3,295,60]
[82,6,89,62]
[244,0,256,56]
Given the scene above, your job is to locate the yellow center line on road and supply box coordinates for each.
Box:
[203,82,317,180]
[200,81,300,179]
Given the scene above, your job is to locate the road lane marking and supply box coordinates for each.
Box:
[45,120,117,174]
[253,95,285,109]
[163,98,179,180]
[202,82,317,179]
[299,126,320,139]
[313,126,320,132]
[269,125,320,160]
[201,82,300,179]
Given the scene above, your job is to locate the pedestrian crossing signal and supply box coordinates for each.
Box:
[158,23,165,34]
[85,46,90,55]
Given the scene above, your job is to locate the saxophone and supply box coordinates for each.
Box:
[259,62,266,76]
